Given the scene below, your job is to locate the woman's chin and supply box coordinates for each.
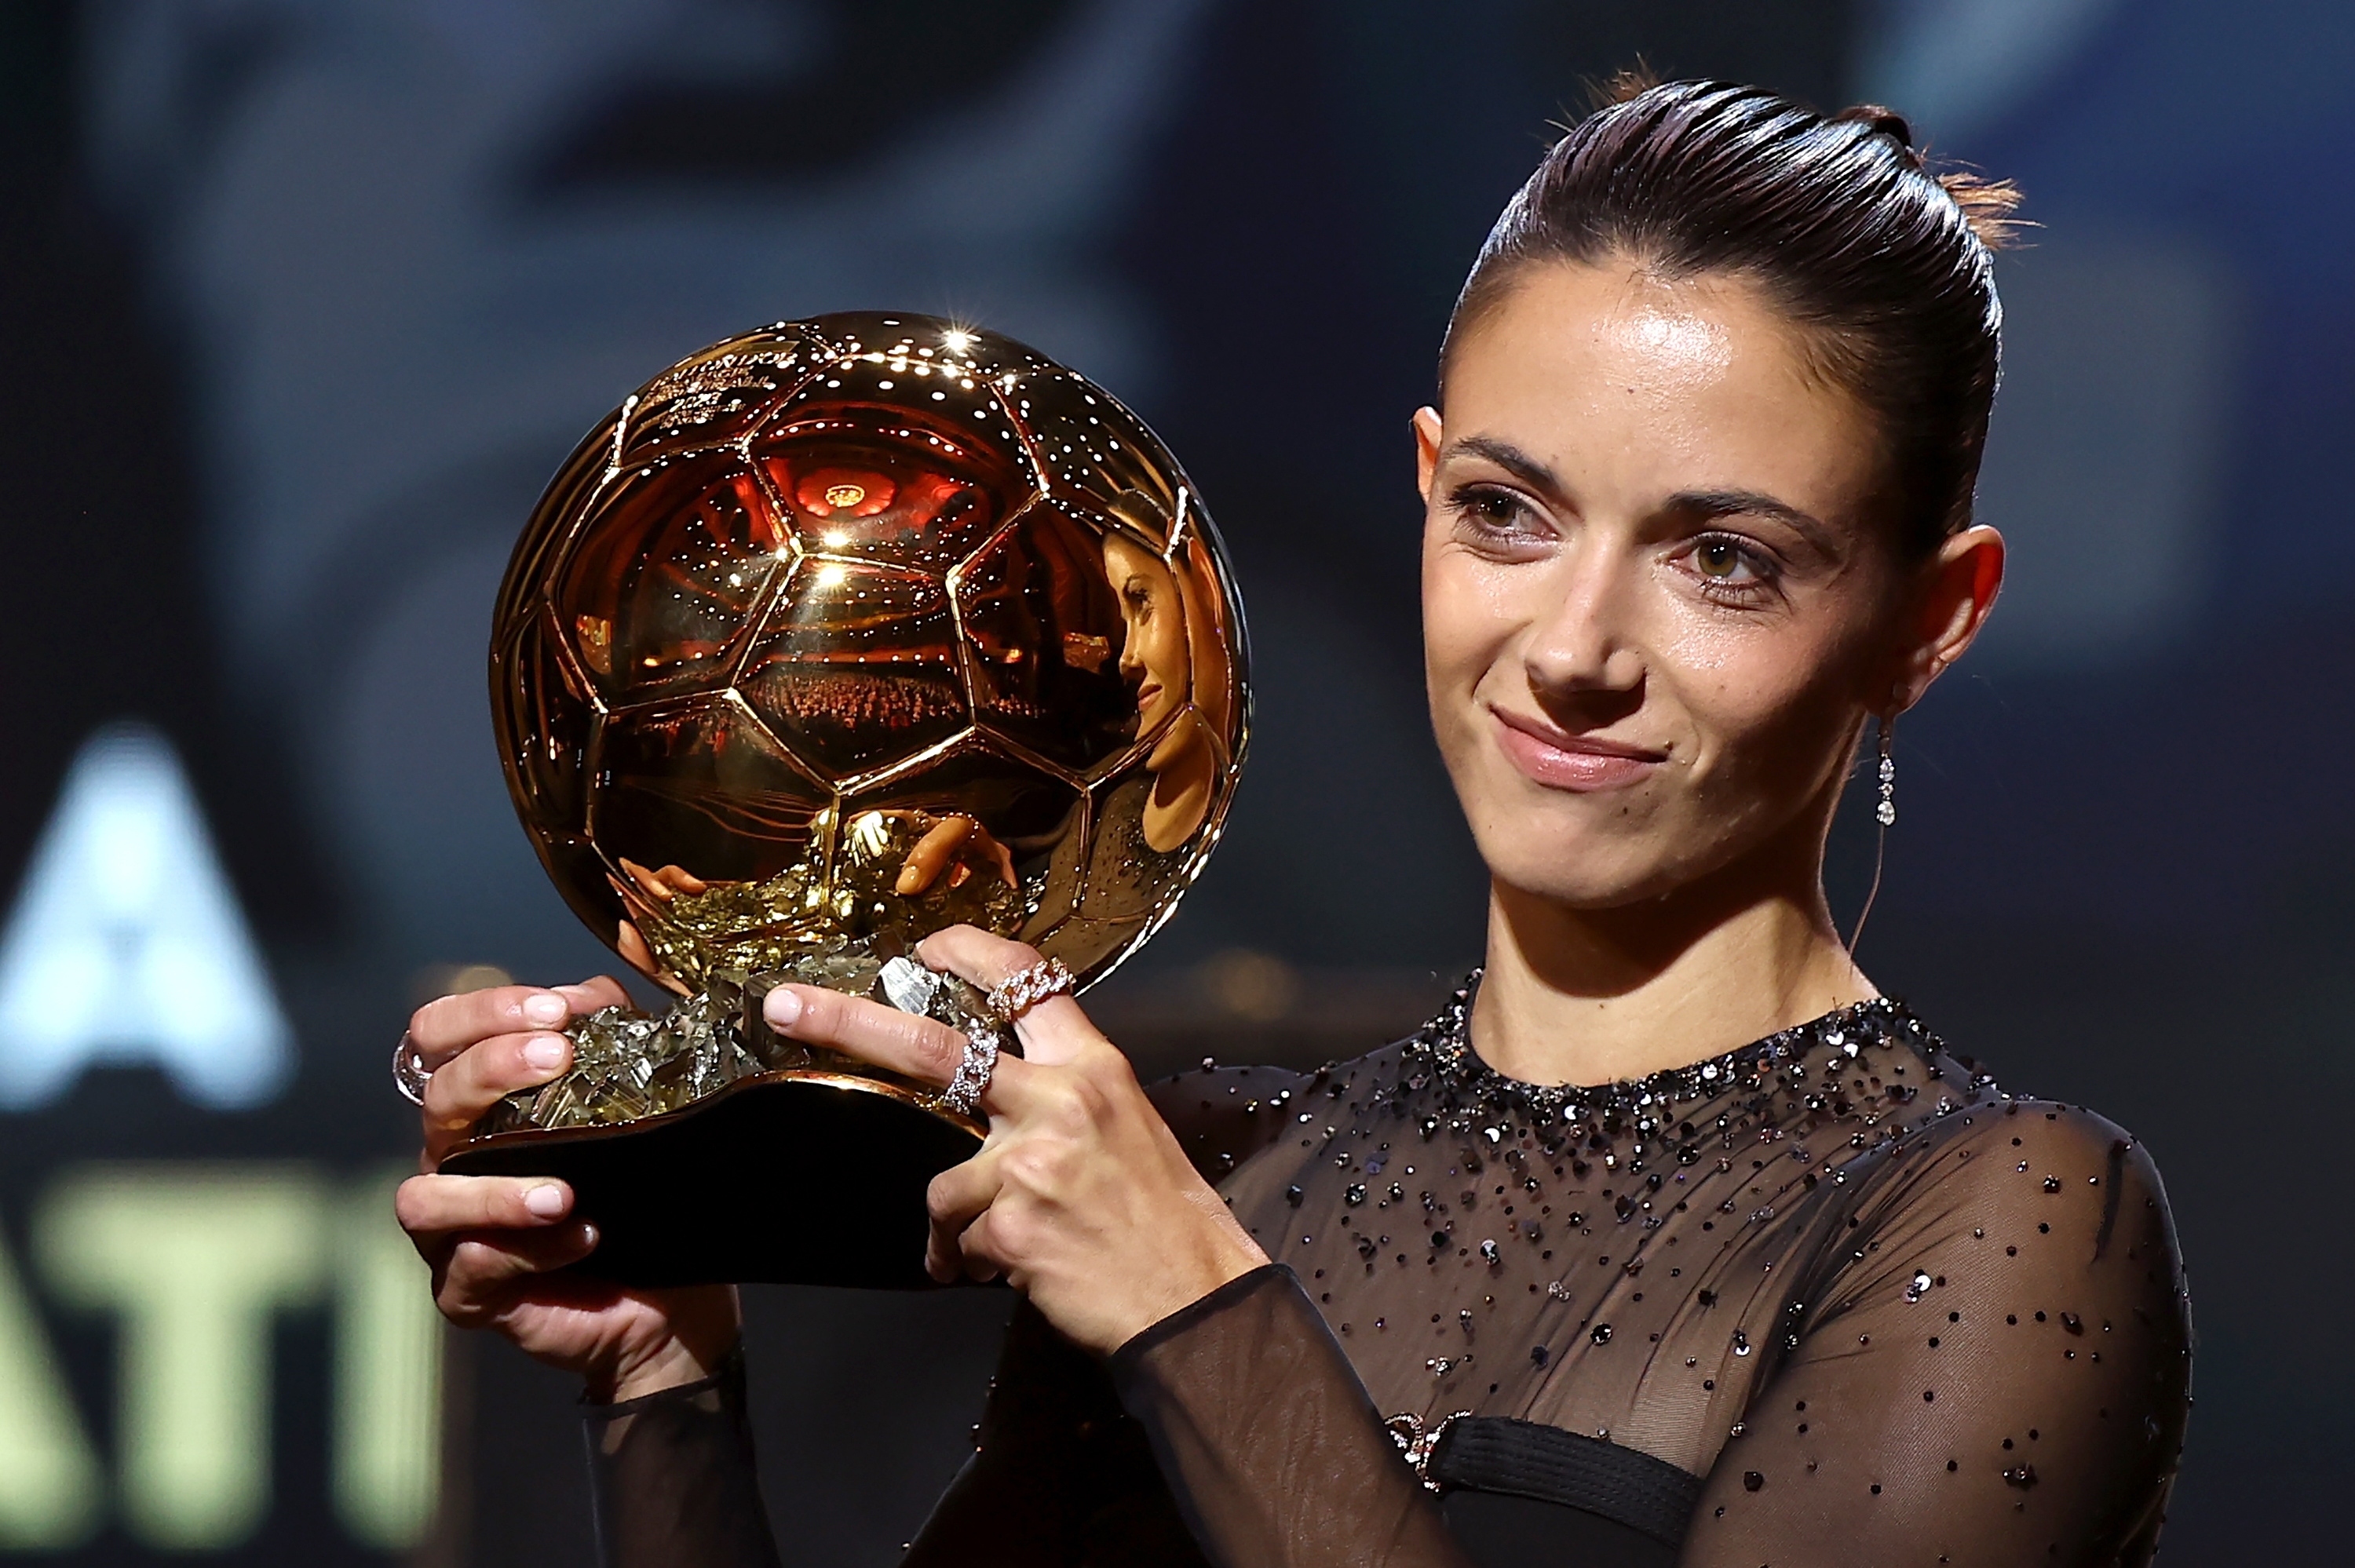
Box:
[1143,712,1198,775]
[1480,830,1711,913]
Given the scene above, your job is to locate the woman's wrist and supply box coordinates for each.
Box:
[595,1335,733,1405]
[1110,1260,1293,1371]
[586,1288,745,1404]
[1086,1210,1270,1356]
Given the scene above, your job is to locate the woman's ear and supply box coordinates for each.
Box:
[1413,407,1444,501]
[1893,524,2005,712]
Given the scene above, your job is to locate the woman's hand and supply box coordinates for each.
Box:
[394,979,740,1402]
[761,928,1269,1356]
[893,813,1018,896]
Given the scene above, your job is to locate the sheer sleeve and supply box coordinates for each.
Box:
[1679,1105,2193,1566]
[582,1303,1204,1568]
[907,1296,1210,1567]
[1109,1264,1477,1568]
[1107,1067,1483,1566]
[584,1347,783,1568]
[574,1065,1318,1568]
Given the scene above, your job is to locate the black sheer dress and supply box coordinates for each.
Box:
[585,984,2192,1566]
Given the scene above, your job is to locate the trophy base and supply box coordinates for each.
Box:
[440,1071,984,1289]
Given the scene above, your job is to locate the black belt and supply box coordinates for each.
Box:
[1429,1417,1703,1563]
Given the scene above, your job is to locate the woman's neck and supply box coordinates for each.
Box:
[1470,849,1874,1088]
[1141,721,1216,853]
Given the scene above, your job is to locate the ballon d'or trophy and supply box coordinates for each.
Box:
[437,313,1248,1288]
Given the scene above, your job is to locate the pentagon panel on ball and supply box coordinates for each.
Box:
[737,558,970,782]
[955,502,1138,776]
[1009,363,1190,534]
[750,323,1035,573]
[553,447,792,708]
[586,697,832,907]
[457,312,1249,1289]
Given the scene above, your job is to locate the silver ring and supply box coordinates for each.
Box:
[392,1032,433,1106]
[985,957,1074,1022]
[933,1025,999,1118]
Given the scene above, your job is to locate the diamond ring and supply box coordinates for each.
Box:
[985,957,1075,1022]
[392,1033,433,1106]
[933,1024,1000,1118]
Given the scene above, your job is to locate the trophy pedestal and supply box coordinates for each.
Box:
[440,1073,983,1289]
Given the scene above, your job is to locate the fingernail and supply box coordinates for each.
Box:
[524,1184,567,1219]
[764,987,802,1026]
[523,994,568,1026]
[524,1035,569,1072]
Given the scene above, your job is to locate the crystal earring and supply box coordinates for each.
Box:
[1848,713,1897,956]
[1874,718,1897,826]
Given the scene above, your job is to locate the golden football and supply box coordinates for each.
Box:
[491,312,1248,1008]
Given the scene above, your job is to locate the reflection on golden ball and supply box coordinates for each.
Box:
[491,312,1249,997]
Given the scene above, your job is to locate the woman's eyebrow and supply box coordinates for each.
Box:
[1448,435,1565,499]
[1447,440,1838,553]
[1667,487,1837,553]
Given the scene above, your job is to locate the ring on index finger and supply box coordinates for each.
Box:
[986,957,1074,1023]
[392,1032,433,1106]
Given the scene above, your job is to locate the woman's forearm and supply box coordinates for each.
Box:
[585,1347,783,1568]
[1110,1266,1476,1568]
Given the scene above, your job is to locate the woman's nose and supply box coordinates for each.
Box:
[1521,560,1645,706]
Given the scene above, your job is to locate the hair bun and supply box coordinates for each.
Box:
[1831,100,2023,250]
[1832,103,1916,148]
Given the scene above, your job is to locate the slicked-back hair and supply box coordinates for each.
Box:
[1444,78,2023,560]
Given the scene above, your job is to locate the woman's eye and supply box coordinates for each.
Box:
[1448,484,1548,548]
[1685,534,1775,590]
[1696,540,1746,578]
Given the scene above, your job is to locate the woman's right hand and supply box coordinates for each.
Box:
[393,979,741,1402]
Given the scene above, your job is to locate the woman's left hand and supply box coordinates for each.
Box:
[761,925,1269,1356]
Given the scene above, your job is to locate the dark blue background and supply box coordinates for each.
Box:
[0,2,2342,1560]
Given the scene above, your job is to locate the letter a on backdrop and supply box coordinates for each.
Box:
[0,723,292,1108]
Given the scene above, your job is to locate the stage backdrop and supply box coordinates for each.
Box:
[0,2,2344,1562]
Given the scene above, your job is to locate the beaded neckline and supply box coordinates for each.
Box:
[1375,972,1939,1129]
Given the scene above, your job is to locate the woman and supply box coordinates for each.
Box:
[398,81,2191,1566]
[1103,527,1217,852]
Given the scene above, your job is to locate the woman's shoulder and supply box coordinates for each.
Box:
[1144,1041,1408,1183]
[1844,1044,2184,1290]
[1906,1086,2175,1225]
[1874,1018,2162,1180]
[1798,1013,2182,1278]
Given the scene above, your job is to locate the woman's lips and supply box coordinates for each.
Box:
[1134,681,1164,713]
[1488,707,1667,791]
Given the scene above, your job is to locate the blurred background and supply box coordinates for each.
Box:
[0,0,2344,1561]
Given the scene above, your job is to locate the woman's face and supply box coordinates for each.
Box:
[1102,532,1190,744]
[1421,258,1923,910]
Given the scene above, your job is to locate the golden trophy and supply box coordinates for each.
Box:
[437,313,1247,1289]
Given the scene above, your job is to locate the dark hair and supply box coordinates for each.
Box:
[1443,77,2023,559]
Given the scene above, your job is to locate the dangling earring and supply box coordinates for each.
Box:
[1875,718,1897,826]
[1848,713,1897,956]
